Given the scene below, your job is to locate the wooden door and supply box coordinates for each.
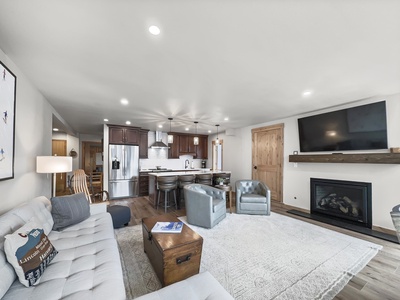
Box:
[252,124,284,202]
[52,139,67,196]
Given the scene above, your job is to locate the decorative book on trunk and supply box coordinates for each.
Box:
[151,222,183,233]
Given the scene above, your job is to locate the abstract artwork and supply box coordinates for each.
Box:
[0,61,16,180]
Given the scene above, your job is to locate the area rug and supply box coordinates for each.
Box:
[115,213,382,299]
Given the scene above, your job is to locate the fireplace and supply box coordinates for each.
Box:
[310,178,372,229]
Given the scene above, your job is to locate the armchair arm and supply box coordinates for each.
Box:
[258,182,271,198]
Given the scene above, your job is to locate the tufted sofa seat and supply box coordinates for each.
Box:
[235,180,271,215]
[0,196,125,300]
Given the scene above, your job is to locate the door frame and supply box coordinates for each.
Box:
[251,123,284,202]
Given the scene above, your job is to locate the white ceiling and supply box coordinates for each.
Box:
[0,0,399,136]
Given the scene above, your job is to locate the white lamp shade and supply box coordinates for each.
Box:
[193,136,199,145]
[36,156,72,173]
[168,134,174,144]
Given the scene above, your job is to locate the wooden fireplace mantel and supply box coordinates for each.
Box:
[288,153,400,164]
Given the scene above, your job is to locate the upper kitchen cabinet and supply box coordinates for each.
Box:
[195,135,208,159]
[109,125,139,144]
[139,129,149,158]
[167,132,208,159]
[178,135,197,155]
[168,133,179,159]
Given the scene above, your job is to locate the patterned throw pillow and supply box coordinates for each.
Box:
[4,221,58,287]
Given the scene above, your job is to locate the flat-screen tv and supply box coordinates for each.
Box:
[298,101,388,152]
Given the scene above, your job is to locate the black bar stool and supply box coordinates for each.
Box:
[157,176,178,213]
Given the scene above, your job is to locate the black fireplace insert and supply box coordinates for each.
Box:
[310,178,372,228]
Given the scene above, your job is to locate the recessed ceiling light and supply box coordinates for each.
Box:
[302,90,313,97]
[126,121,131,125]
[149,26,160,35]
[208,130,212,133]
[158,125,163,128]
[120,98,129,105]
[53,128,59,132]
[104,118,109,122]
[185,127,189,131]
[224,117,229,121]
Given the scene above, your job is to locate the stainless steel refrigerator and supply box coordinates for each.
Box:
[109,144,139,199]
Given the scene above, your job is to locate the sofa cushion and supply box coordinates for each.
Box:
[4,221,58,287]
[51,193,90,231]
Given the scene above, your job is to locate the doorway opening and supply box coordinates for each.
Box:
[212,140,223,170]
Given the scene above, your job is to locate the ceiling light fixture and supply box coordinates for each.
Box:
[53,128,59,132]
[302,90,313,97]
[215,124,220,144]
[224,117,229,121]
[193,121,199,145]
[104,118,109,122]
[167,118,174,144]
[126,121,131,125]
[149,25,160,35]
[120,98,129,105]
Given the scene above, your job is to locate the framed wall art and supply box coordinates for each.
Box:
[0,61,16,180]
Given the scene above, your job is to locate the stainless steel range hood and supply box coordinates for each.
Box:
[150,131,169,149]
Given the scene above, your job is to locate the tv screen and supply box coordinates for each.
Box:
[298,101,388,152]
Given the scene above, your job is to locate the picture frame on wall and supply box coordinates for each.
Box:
[0,61,16,181]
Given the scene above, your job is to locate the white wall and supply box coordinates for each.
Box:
[231,94,400,230]
[0,50,54,214]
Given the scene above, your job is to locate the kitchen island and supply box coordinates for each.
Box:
[148,170,231,208]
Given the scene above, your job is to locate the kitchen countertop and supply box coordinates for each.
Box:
[147,170,230,176]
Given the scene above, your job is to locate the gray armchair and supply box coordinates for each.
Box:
[184,184,227,229]
[235,180,271,215]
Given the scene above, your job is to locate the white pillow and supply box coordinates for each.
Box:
[4,221,58,287]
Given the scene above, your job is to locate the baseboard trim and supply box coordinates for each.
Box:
[287,209,399,244]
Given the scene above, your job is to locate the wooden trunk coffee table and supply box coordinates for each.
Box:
[142,215,203,286]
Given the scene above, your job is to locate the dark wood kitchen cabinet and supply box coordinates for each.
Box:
[178,135,197,155]
[195,136,208,159]
[168,133,179,159]
[139,171,150,196]
[167,132,208,159]
[109,125,139,145]
[139,129,149,158]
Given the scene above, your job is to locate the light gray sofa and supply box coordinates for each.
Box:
[134,271,233,300]
[184,184,226,229]
[0,196,126,300]
[236,180,271,215]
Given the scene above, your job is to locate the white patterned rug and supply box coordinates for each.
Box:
[115,213,382,299]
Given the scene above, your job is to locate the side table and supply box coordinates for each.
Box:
[215,184,233,214]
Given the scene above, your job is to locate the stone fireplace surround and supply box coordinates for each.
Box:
[288,178,398,243]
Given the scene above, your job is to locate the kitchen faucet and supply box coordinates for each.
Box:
[185,159,190,169]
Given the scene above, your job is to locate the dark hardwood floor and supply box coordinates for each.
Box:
[109,196,400,300]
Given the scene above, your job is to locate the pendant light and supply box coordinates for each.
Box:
[215,124,220,144]
[193,121,199,145]
[167,118,174,144]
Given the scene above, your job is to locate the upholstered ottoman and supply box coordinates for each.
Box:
[107,205,131,228]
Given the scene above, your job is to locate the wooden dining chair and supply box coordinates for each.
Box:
[69,169,109,203]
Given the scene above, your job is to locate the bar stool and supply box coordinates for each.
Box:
[157,176,178,213]
[178,174,196,207]
[196,173,213,186]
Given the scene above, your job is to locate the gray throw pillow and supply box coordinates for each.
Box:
[51,193,90,231]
